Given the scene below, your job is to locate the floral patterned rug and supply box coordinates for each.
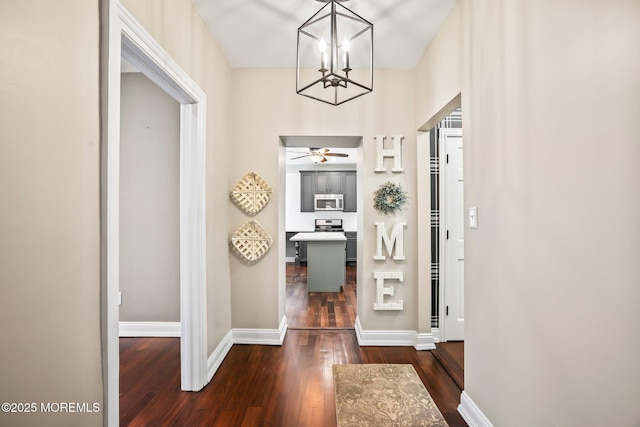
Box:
[333,364,449,427]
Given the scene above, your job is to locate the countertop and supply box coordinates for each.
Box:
[289,232,347,242]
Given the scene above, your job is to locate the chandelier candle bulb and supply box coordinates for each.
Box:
[319,39,328,71]
[342,38,350,70]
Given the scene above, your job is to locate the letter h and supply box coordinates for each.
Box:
[374,135,404,173]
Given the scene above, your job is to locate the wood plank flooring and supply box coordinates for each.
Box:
[433,341,464,390]
[120,264,466,426]
[286,263,357,329]
[120,331,466,426]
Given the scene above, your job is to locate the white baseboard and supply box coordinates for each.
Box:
[415,332,436,350]
[207,330,233,382]
[355,317,435,349]
[431,327,441,343]
[119,321,181,337]
[206,318,288,384]
[232,316,288,345]
[458,391,494,427]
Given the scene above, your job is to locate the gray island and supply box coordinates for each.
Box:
[289,232,346,292]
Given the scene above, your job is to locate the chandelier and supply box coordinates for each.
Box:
[296,0,373,106]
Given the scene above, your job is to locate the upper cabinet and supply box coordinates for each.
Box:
[300,171,316,212]
[315,171,343,194]
[300,170,357,212]
[343,171,357,212]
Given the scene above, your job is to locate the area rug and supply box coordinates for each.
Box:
[333,364,449,427]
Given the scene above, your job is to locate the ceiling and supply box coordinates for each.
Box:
[283,136,359,165]
[191,0,456,69]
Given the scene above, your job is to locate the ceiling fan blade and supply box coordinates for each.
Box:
[319,157,328,163]
[289,154,310,160]
[324,153,349,157]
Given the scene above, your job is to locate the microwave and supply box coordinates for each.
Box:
[314,194,344,211]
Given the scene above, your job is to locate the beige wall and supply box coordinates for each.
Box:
[120,0,234,353]
[230,69,422,331]
[416,0,640,425]
[120,73,180,322]
[414,1,463,130]
[0,1,103,426]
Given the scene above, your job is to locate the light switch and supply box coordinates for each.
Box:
[469,207,478,228]
[118,292,122,306]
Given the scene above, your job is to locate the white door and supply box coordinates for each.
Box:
[441,128,464,341]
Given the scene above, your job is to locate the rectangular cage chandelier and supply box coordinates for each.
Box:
[296,0,373,106]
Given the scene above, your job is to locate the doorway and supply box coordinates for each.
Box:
[280,136,362,329]
[118,70,180,332]
[428,107,464,342]
[419,107,465,393]
[420,107,466,343]
[103,3,207,424]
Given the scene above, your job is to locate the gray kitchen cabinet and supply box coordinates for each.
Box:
[343,171,357,212]
[315,171,343,194]
[306,240,345,291]
[290,233,346,292]
[300,170,356,212]
[345,231,357,264]
[300,171,316,212]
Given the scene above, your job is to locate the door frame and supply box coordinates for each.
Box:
[102,1,207,424]
[438,127,464,341]
[278,136,363,330]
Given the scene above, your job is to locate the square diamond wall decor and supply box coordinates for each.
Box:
[231,220,273,263]
[230,171,273,216]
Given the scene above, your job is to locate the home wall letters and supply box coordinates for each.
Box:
[372,134,406,311]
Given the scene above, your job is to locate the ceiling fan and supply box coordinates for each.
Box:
[289,148,349,163]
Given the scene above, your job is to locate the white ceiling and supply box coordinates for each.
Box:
[191,0,456,69]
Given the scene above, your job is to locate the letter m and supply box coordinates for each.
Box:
[373,222,406,260]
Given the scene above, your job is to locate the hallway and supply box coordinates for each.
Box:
[119,263,466,426]
[120,331,467,426]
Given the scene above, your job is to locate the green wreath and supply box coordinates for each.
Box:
[373,181,407,215]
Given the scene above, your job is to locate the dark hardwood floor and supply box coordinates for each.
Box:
[119,264,466,426]
[433,341,464,390]
[286,263,357,329]
[120,332,467,426]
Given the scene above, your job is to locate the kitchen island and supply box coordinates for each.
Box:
[289,232,346,292]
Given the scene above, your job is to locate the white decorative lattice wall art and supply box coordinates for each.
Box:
[231,220,273,262]
[230,171,272,216]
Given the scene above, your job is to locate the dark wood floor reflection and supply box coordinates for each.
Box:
[433,341,464,390]
[286,263,357,329]
[120,264,467,426]
[120,331,467,426]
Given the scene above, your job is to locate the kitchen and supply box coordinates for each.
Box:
[284,142,359,329]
